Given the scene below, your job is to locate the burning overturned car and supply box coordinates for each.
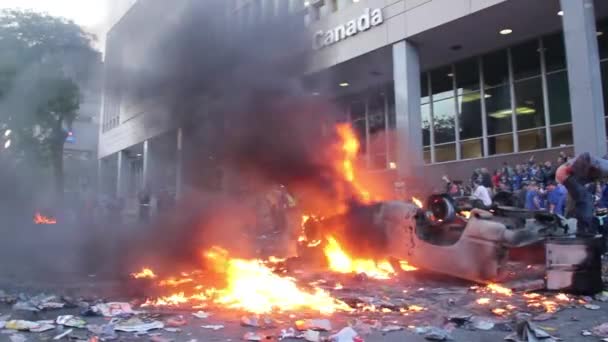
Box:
[297,153,607,293]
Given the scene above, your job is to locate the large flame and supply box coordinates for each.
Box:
[204,247,350,314]
[334,124,370,204]
[323,236,416,279]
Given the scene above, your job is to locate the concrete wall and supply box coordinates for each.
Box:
[308,0,507,71]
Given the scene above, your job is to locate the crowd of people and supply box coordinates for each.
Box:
[443,151,608,217]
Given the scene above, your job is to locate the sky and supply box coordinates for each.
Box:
[0,0,137,52]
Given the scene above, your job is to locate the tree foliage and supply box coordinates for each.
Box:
[0,9,100,195]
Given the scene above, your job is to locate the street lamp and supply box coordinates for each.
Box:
[4,129,10,137]
[4,139,11,149]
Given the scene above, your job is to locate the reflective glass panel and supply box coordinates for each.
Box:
[421,72,429,102]
[514,77,545,130]
[460,139,483,160]
[544,33,567,72]
[421,103,431,146]
[435,143,456,162]
[551,125,573,147]
[485,85,512,135]
[511,40,541,80]
[547,71,571,124]
[455,58,479,94]
[599,19,608,60]
[488,134,514,155]
[430,66,454,101]
[423,147,431,164]
[483,50,509,88]
[457,92,482,139]
[432,98,456,144]
[518,129,547,151]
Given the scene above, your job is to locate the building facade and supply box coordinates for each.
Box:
[99,0,608,198]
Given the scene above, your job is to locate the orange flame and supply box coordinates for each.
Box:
[34,212,57,225]
[411,197,423,208]
[476,297,491,305]
[131,268,157,279]
[323,236,396,280]
[205,247,350,314]
[460,210,471,219]
[335,124,370,203]
[486,283,513,296]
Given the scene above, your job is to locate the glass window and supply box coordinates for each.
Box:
[435,143,456,162]
[485,85,512,135]
[483,50,509,88]
[511,40,541,80]
[460,139,483,160]
[488,134,514,155]
[423,147,431,164]
[455,58,479,94]
[430,66,454,101]
[547,71,571,124]
[369,93,387,160]
[432,97,456,144]
[599,20,608,60]
[551,124,573,147]
[421,72,429,102]
[457,92,482,139]
[421,103,431,146]
[543,33,567,72]
[518,129,547,151]
[602,61,608,117]
[514,77,545,130]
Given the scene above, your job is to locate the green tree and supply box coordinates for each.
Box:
[0,9,100,197]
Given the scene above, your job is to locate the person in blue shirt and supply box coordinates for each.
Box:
[546,181,567,216]
[525,182,542,211]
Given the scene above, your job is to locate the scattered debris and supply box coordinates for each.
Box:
[56,315,87,328]
[8,334,26,342]
[415,327,453,341]
[471,317,495,331]
[201,325,224,330]
[166,316,187,327]
[295,319,332,331]
[447,313,472,326]
[150,336,174,342]
[243,332,265,341]
[93,302,135,317]
[53,329,73,340]
[191,311,210,319]
[164,327,181,333]
[581,330,593,336]
[279,328,301,340]
[87,323,118,340]
[380,325,403,333]
[592,323,608,337]
[595,291,608,302]
[584,304,600,310]
[5,320,55,332]
[532,313,554,322]
[114,317,163,333]
[505,319,557,342]
[330,327,363,342]
[304,330,320,342]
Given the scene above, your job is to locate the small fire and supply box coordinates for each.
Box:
[34,212,57,225]
[486,283,513,296]
[411,197,423,208]
[476,297,491,305]
[399,260,417,272]
[323,236,396,280]
[492,308,507,316]
[131,268,157,279]
[205,247,350,314]
[555,293,570,302]
[159,278,194,287]
[459,210,471,219]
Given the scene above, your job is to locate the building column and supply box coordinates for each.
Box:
[392,40,423,179]
[176,128,183,199]
[560,0,606,156]
[116,151,124,197]
[142,140,150,190]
